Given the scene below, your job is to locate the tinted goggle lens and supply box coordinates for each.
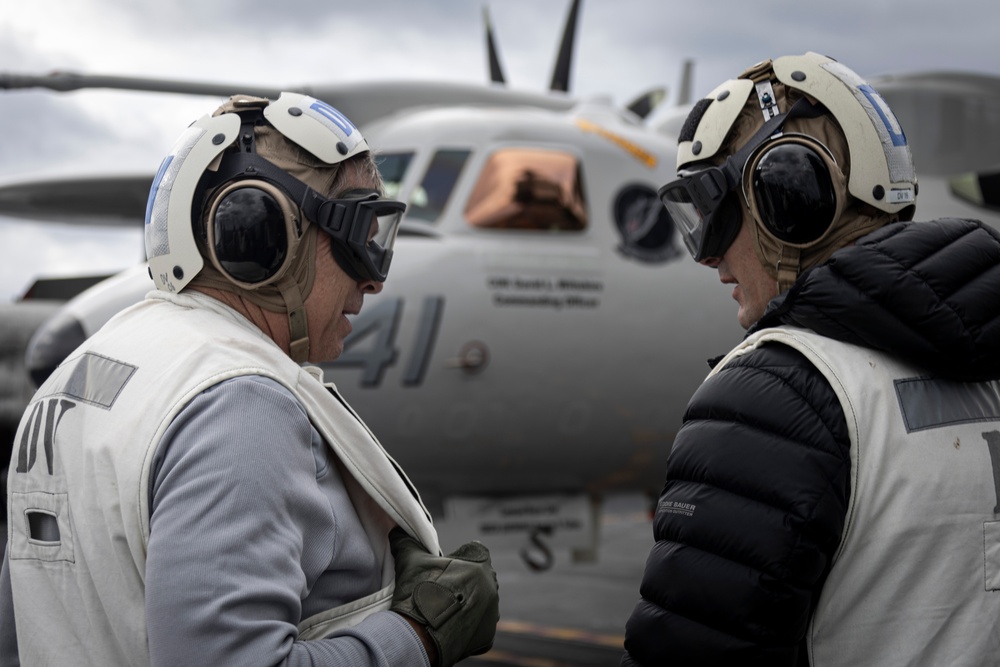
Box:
[213,188,289,283]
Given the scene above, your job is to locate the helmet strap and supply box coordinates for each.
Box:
[775,244,802,294]
[750,216,802,294]
[276,273,310,363]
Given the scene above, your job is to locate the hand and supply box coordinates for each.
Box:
[389,528,500,667]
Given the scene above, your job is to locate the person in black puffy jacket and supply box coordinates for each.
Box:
[622,52,1000,666]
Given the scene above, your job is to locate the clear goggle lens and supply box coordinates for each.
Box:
[659,171,742,262]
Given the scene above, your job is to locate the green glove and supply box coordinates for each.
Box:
[389,528,500,667]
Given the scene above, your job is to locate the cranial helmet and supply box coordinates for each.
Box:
[659,52,917,291]
[144,92,405,361]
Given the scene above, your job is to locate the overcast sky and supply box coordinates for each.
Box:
[1,0,998,301]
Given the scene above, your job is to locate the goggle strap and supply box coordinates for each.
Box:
[199,152,322,239]
[725,96,825,187]
[216,153,315,209]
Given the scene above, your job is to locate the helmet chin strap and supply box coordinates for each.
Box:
[750,220,802,293]
[277,273,310,363]
[775,244,802,294]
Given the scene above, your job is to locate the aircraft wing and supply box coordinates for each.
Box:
[871,71,1000,214]
[868,71,1000,176]
[0,174,151,226]
[0,71,587,227]
[1,72,577,131]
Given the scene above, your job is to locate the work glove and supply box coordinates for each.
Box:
[389,527,500,667]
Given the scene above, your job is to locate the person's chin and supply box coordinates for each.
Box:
[315,339,345,364]
[312,326,349,363]
[736,303,753,330]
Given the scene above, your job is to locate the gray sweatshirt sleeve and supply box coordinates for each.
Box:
[0,547,20,666]
[146,375,429,667]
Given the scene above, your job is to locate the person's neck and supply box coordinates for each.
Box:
[187,285,290,354]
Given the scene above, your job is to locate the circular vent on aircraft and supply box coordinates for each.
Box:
[613,184,679,263]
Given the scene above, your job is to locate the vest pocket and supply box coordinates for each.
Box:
[10,491,75,563]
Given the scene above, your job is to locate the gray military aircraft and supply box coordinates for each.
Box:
[2,0,999,568]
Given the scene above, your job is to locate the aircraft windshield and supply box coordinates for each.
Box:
[408,150,472,223]
[464,148,587,231]
[376,152,413,200]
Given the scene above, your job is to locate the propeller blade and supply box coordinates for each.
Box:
[484,6,507,85]
[626,88,667,120]
[549,0,581,93]
[676,59,694,106]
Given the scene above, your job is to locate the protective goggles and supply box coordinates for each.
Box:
[659,97,832,261]
[658,163,744,263]
[205,152,404,285]
[311,189,404,283]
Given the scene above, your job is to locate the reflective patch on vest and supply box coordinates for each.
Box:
[985,521,1000,592]
[895,377,1000,433]
[43,352,137,409]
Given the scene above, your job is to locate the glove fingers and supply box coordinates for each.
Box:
[447,540,491,563]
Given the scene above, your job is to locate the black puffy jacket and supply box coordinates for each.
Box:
[622,219,1000,666]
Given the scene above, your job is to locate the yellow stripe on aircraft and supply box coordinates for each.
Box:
[575,119,658,169]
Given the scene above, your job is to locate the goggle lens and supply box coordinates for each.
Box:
[325,196,407,282]
[659,174,743,262]
[660,187,704,258]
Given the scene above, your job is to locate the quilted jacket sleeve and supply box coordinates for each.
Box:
[622,342,851,666]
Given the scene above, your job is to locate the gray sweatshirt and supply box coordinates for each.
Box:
[0,375,429,667]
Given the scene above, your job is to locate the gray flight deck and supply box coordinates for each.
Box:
[464,494,652,666]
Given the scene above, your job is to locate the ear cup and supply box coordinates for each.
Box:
[206,180,300,288]
[750,141,839,245]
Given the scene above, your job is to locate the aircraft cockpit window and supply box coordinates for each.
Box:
[376,152,414,200]
[464,148,587,231]
[408,150,472,223]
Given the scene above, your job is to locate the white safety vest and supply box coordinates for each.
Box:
[711,326,1000,666]
[6,291,439,666]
